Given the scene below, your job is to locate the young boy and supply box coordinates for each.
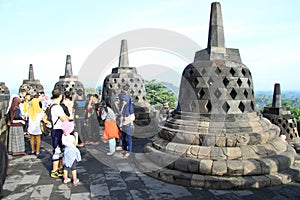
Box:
[61,121,81,185]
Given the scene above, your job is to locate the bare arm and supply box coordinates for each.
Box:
[73,132,78,146]
[59,114,69,122]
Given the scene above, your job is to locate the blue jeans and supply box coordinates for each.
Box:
[121,125,132,153]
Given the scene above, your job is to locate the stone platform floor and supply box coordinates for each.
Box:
[2,135,300,200]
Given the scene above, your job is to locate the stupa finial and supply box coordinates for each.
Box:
[28,64,35,80]
[118,39,129,67]
[65,55,73,77]
[207,2,225,49]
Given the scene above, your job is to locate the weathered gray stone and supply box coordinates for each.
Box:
[135,2,297,189]
[166,142,177,152]
[243,160,262,175]
[224,147,241,159]
[266,174,282,186]
[102,40,159,137]
[226,135,236,147]
[240,146,260,159]
[191,174,205,187]
[260,158,279,174]
[189,145,200,157]
[215,135,226,146]
[199,160,213,174]
[227,160,244,176]
[212,160,227,176]
[203,176,220,189]
[251,176,271,188]
[53,55,85,100]
[197,146,211,159]
[174,157,188,172]
[19,64,44,98]
[210,147,226,160]
[262,83,300,146]
[187,159,199,173]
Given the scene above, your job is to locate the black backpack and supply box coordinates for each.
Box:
[41,104,59,136]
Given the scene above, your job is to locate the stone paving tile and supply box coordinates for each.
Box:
[19,174,40,185]
[70,192,91,200]
[90,183,110,197]
[3,136,300,200]
[30,184,53,199]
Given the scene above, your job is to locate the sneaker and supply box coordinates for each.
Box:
[36,152,40,158]
[123,152,130,158]
[58,168,63,175]
[50,170,63,178]
[107,152,114,156]
[73,179,80,186]
[63,178,71,184]
[115,146,123,151]
[77,143,85,147]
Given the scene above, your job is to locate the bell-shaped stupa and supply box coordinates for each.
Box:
[102,40,159,137]
[19,64,44,98]
[53,55,85,99]
[135,2,298,189]
[263,83,300,152]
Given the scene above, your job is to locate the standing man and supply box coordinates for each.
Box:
[49,89,69,178]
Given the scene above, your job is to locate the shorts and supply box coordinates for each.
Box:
[63,160,77,171]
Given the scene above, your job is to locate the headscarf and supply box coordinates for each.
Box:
[9,97,22,121]
[6,94,19,114]
[122,94,134,117]
[28,98,42,121]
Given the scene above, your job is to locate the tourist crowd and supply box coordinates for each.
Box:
[5,88,135,186]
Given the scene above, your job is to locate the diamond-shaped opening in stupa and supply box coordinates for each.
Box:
[230,89,237,99]
[222,102,230,113]
[238,101,245,112]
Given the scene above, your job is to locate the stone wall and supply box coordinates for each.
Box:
[0,82,10,144]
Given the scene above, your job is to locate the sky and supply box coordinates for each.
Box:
[0,0,300,94]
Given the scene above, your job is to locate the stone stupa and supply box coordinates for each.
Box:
[19,64,44,98]
[0,82,10,143]
[135,2,298,189]
[53,55,85,99]
[263,83,300,152]
[102,40,159,137]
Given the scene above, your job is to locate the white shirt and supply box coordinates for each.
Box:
[51,104,65,130]
[28,111,44,135]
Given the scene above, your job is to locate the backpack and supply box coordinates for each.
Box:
[40,103,59,136]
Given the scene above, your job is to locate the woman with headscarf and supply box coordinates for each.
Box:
[119,93,135,158]
[28,98,44,157]
[7,96,25,156]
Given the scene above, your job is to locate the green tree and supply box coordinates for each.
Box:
[145,80,177,109]
[282,101,300,121]
[85,87,97,96]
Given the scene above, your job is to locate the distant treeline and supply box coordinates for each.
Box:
[255,91,300,110]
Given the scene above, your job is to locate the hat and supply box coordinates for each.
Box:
[61,121,74,135]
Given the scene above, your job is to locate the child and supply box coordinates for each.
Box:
[101,100,120,155]
[61,121,81,185]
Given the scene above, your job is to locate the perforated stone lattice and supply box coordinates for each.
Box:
[103,75,147,103]
[54,80,85,98]
[179,61,256,114]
